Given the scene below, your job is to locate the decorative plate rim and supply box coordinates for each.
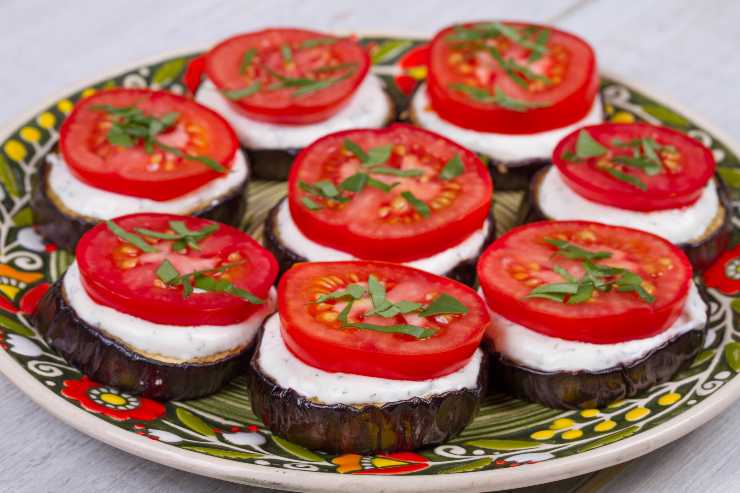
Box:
[1,42,739,493]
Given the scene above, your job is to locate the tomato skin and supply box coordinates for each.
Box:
[278,261,490,380]
[553,123,716,211]
[427,21,599,134]
[77,213,278,326]
[287,124,493,261]
[204,28,370,125]
[60,89,239,200]
[477,220,692,344]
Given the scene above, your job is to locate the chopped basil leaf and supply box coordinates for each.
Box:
[105,220,159,253]
[553,265,577,283]
[339,172,368,192]
[193,276,264,304]
[301,196,322,211]
[345,322,436,339]
[343,138,369,162]
[561,149,579,162]
[367,275,387,311]
[299,180,349,203]
[239,48,257,73]
[107,125,135,148]
[338,299,353,324]
[401,191,430,217]
[419,293,468,317]
[447,83,550,111]
[314,284,365,303]
[300,37,338,49]
[221,81,261,100]
[612,155,662,176]
[439,154,463,180]
[604,167,648,191]
[575,130,608,158]
[365,145,393,166]
[567,282,594,304]
[155,259,179,284]
[292,70,354,96]
[529,28,550,62]
[544,238,612,261]
[367,177,397,192]
[280,44,293,63]
[368,166,423,177]
[313,62,358,74]
[153,141,226,173]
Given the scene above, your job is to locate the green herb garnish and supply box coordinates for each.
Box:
[239,48,257,74]
[604,167,648,191]
[439,154,463,180]
[301,37,338,49]
[448,83,550,111]
[339,172,369,192]
[280,44,293,63]
[544,238,611,261]
[575,130,608,158]
[314,284,365,303]
[301,196,322,211]
[401,191,430,217]
[92,105,226,173]
[134,221,218,251]
[221,81,261,100]
[154,260,264,304]
[344,322,436,339]
[106,220,159,253]
[419,293,469,317]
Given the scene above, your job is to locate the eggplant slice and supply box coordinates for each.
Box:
[529,167,733,271]
[491,328,704,410]
[30,154,249,252]
[33,278,250,401]
[263,198,496,286]
[247,331,488,454]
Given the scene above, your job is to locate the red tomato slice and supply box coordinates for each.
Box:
[77,213,278,326]
[60,89,238,201]
[477,221,692,344]
[204,28,370,124]
[427,21,598,134]
[287,124,493,261]
[553,123,716,211]
[278,261,489,380]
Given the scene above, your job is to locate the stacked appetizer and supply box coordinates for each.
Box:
[189,28,394,180]
[248,261,489,453]
[411,21,601,188]
[531,123,731,270]
[34,213,278,400]
[31,88,248,251]
[264,124,494,285]
[477,220,706,409]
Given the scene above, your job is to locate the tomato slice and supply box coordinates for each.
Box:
[77,213,278,326]
[60,89,238,200]
[477,221,692,344]
[204,28,370,125]
[287,124,493,261]
[427,21,598,134]
[278,261,489,380]
[553,123,716,211]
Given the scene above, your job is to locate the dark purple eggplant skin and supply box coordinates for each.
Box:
[30,155,248,252]
[528,167,733,272]
[246,148,301,181]
[489,328,704,410]
[33,278,251,401]
[247,332,487,454]
[263,197,496,286]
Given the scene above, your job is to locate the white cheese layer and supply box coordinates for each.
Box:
[483,283,706,373]
[257,313,482,405]
[46,150,248,220]
[537,167,719,244]
[63,262,275,361]
[411,83,603,162]
[195,75,392,150]
[275,199,491,275]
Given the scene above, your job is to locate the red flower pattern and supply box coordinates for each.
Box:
[62,377,165,422]
[704,244,740,295]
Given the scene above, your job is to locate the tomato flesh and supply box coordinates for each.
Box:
[77,213,278,326]
[477,220,692,344]
[427,21,598,134]
[60,89,238,200]
[553,123,716,211]
[204,28,370,124]
[287,124,493,261]
[278,261,489,380]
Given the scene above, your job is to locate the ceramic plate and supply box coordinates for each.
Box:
[2,35,740,493]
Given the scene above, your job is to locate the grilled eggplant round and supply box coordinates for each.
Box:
[33,278,250,401]
[246,148,301,181]
[263,198,496,286]
[529,167,732,271]
[247,329,488,454]
[490,328,704,410]
[30,154,248,252]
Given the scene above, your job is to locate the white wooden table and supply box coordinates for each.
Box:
[2,1,740,491]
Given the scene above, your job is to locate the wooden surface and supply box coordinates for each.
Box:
[1,1,739,491]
